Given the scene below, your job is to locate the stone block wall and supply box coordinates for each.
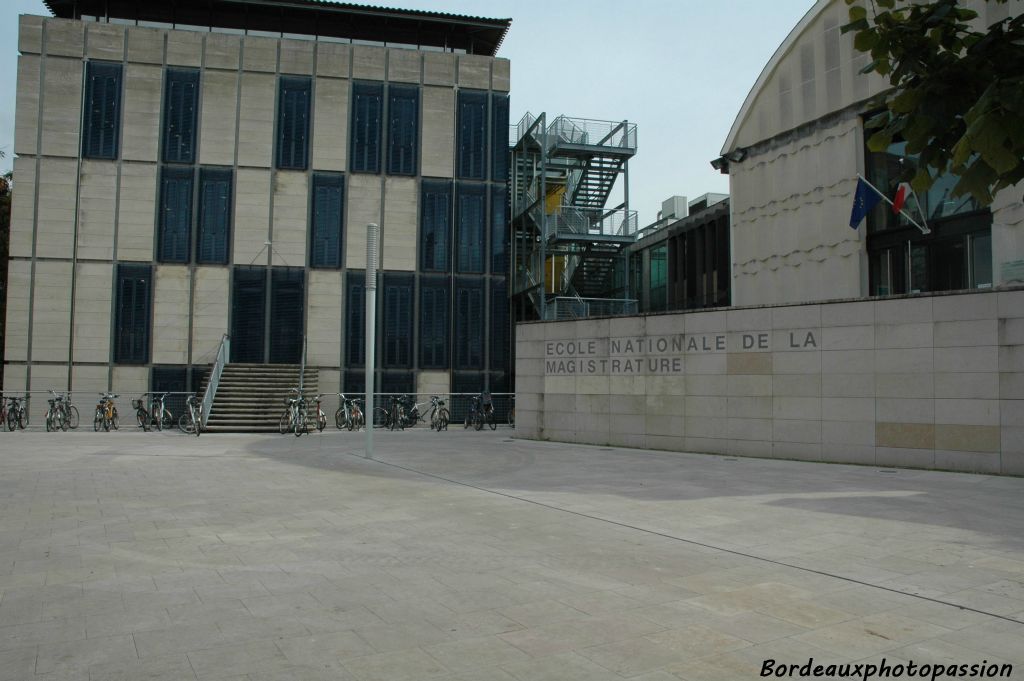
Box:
[515,288,1024,475]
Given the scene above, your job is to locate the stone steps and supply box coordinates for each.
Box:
[203,363,319,432]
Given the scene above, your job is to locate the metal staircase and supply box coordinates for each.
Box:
[511,112,638,321]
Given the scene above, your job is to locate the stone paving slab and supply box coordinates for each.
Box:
[0,429,1022,680]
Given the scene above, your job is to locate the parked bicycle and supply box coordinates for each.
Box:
[278,388,308,437]
[429,395,449,432]
[3,395,28,431]
[373,395,404,430]
[312,394,327,432]
[398,394,430,428]
[335,393,364,431]
[94,393,119,431]
[508,396,515,427]
[44,391,78,432]
[178,394,202,436]
[133,392,173,431]
[464,394,484,431]
[481,392,496,430]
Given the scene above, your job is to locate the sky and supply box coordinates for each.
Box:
[0,0,815,226]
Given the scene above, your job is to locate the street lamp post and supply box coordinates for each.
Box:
[365,222,379,459]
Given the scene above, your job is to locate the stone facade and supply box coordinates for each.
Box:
[6,14,510,402]
[515,288,1024,475]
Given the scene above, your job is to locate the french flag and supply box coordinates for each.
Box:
[892,182,912,214]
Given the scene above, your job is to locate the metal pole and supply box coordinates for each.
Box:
[365,222,379,459]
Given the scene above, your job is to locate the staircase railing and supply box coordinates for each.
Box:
[200,333,230,429]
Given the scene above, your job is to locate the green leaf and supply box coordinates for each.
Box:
[867,130,894,152]
[854,30,880,51]
[911,167,934,194]
[848,4,867,21]
[841,17,870,34]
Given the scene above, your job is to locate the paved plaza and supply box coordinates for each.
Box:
[0,429,1023,680]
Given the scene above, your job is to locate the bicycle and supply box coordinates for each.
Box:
[429,395,449,432]
[464,394,484,431]
[94,393,119,431]
[398,394,429,429]
[149,392,173,431]
[372,395,403,430]
[64,394,80,430]
[278,388,308,437]
[3,395,28,431]
[508,396,515,427]
[45,391,68,432]
[481,392,496,431]
[178,394,202,436]
[335,393,364,431]
[132,396,151,431]
[312,394,327,432]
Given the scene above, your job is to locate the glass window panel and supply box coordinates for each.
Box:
[491,94,509,182]
[346,271,365,367]
[276,76,311,170]
[162,68,200,164]
[114,264,151,363]
[387,85,419,176]
[157,167,193,263]
[457,91,487,180]
[269,268,305,364]
[420,180,451,272]
[82,62,123,159]
[350,82,383,173]
[310,173,344,268]
[456,183,485,273]
[197,168,232,264]
[419,277,448,370]
[230,267,266,363]
[971,233,992,288]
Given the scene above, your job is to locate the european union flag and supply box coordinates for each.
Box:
[849,177,883,229]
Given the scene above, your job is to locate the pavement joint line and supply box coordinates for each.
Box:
[341,449,1024,628]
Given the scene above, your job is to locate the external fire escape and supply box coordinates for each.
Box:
[510,113,638,321]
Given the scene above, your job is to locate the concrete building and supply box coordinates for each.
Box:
[5,0,513,423]
[514,0,1024,475]
[715,0,1024,306]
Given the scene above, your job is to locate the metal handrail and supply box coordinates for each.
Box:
[200,334,230,429]
[549,297,638,320]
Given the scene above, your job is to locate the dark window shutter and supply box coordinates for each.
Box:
[350,82,383,173]
[387,85,419,176]
[490,186,508,275]
[158,167,194,263]
[162,68,200,164]
[419,277,448,369]
[346,271,365,367]
[310,173,344,268]
[276,76,311,170]
[490,280,509,372]
[382,273,413,369]
[83,62,123,159]
[454,277,484,369]
[197,168,232,264]
[491,94,510,181]
[269,268,305,364]
[419,180,451,272]
[114,264,151,363]
[457,91,487,179]
[230,267,267,363]
[456,183,486,274]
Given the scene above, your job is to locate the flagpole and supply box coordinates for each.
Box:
[856,174,931,234]
[908,186,931,234]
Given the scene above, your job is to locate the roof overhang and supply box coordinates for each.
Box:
[43,0,512,56]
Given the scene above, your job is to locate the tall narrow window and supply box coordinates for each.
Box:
[457,91,487,179]
[490,186,508,275]
[387,85,419,176]
[157,167,193,263]
[351,82,383,173]
[456,183,486,273]
[491,93,510,182]
[490,281,509,372]
[276,76,311,170]
[346,272,365,367]
[114,264,151,363]
[197,168,232,264]
[162,68,199,164]
[420,277,448,369]
[454,277,484,369]
[230,267,266,364]
[420,180,451,272]
[82,62,123,159]
[382,273,413,369]
[269,269,305,364]
[310,173,344,268]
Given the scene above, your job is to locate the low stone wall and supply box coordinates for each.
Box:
[514,289,1024,475]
